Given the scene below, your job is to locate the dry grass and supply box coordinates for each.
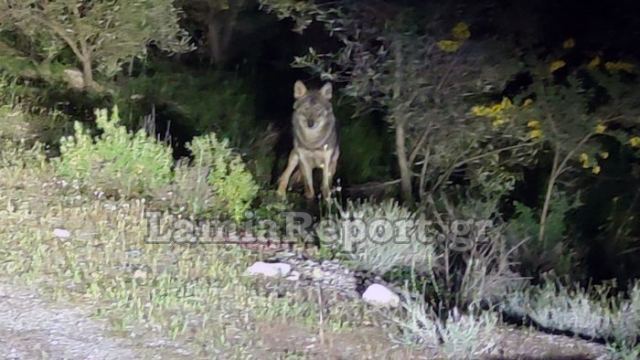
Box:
[0,140,398,358]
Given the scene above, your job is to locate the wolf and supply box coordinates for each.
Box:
[277,80,340,200]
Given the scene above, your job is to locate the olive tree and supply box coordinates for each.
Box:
[0,0,192,90]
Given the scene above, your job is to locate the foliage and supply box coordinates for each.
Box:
[168,133,260,222]
[54,106,174,197]
[506,193,580,277]
[181,133,259,222]
[261,0,529,203]
[517,62,639,244]
[0,0,192,89]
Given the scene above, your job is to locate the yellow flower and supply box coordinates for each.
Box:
[587,56,601,69]
[472,98,512,128]
[527,120,541,129]
[492,118,507,127]
[595,123,607,134]
[592,165,601,175]
[630,136,640,148]
[452,22,471,40]
[599,152,609,159]
[437,40,462,53]
[550,60,566,73]
[579,153,589,167]
[529,129,543,139]
[471,105,491,117]
[605,61,635,73]
[563,38,575,49]
[523,98,534,107]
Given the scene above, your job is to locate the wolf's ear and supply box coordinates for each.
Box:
[294,80,307,99]
[320,82,332,100]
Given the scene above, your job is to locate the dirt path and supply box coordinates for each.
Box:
[0,283,192,360]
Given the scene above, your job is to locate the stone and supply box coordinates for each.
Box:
[311,268,325,280]
[245,262,292,278]
[286,271,301,281]
[362,284,400,308]
[132,269,147,280]
[53,228,71,239]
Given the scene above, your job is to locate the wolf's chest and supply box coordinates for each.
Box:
[295,146,327,166]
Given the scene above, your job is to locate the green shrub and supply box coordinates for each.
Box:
[54,106,174,197]
[507,192,580,278]
[171,133,259,222]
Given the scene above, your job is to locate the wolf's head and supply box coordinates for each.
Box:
[292,80,335,130]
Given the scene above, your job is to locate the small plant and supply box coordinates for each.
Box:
[54,106,174,197]
[394,298,498,359]
[183,133,259,222]
[506,192,580,277]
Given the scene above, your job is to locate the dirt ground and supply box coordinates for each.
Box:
[0,282,193,360]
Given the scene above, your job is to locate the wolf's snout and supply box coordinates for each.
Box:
[307,118,315,128]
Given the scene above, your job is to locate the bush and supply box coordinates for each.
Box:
[54,106,174,197]
[171,133,259,222]
[506,192,579,278]
[394,298,498,359]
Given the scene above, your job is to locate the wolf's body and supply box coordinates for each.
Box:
[277,81,339,200]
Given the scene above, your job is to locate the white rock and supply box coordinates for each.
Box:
[245,262,292,278]
[362,284,399,308]
[132,269,147,280]
[53,228,71,239]
[312,268,325,280]
[286,271,301,281]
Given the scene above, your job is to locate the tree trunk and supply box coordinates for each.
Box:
[539,150,560,247]
[81,56,94,90]
[396,117,413,204]
[207,21,224,66]
[391,38,413,204]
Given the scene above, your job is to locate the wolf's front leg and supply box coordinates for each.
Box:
[321,159,331,200]
[277,151,300,197]
[299,157,315,200]
[322,148,337,200]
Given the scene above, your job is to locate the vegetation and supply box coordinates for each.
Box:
[0,0,192,90]
[1,0,640,358]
